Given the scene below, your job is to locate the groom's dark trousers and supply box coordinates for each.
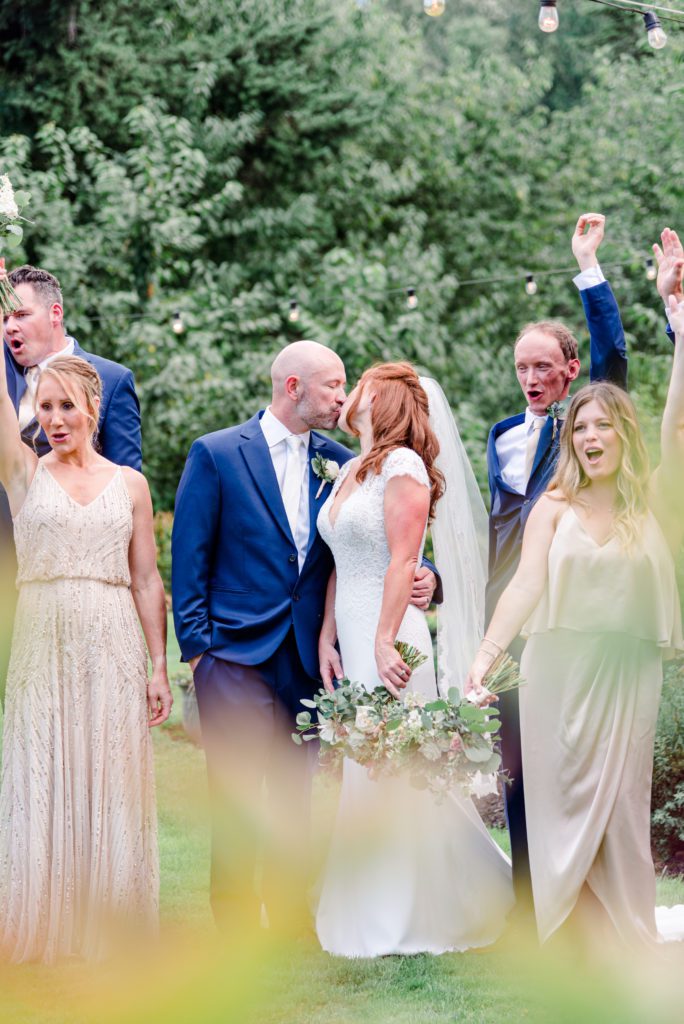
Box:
[192,633,317,933]
[486,280,628,917]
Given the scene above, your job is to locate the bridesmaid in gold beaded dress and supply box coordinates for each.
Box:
[467,294,684,950]
[0,326,172,962]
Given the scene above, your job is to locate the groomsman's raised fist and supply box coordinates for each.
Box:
[571,212,606,272]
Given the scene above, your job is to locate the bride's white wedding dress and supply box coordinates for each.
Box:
[315,448,513,958]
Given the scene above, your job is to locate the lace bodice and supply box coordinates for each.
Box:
[13,462,133,587]
[318,447,429,600]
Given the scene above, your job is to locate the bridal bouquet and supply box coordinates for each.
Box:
[0,175,31,314]
[293,643,522,801]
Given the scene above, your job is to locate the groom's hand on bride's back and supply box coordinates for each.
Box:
[319,640,344,694]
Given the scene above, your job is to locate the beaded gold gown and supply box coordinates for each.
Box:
[0,463,158,963]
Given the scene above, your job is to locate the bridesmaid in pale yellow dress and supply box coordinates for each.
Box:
[467,294,684,950]
[0,332,172,962]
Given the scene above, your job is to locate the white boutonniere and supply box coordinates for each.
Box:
[312,454,340,499]
[546,398,570,441]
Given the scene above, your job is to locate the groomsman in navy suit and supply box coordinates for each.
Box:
[486,214,628,920]
[172,340,438,935]
[1,263,142,696]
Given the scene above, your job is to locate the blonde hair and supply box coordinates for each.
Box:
[548,382,650,549]
[35,356,102,445]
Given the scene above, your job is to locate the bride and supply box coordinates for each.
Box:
[315,362,513,957]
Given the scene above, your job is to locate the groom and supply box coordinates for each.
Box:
[172,340,437,935]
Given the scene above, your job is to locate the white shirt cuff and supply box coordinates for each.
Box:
[573,264,606,290]
[665,303,672,327]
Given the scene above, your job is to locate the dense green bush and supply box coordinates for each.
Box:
[652,660,684,869]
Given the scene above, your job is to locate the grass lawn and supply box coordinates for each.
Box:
[0,619,682,1023]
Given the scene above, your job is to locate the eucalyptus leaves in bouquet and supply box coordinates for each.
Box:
[293,643,522,801]
[0,176,31,314]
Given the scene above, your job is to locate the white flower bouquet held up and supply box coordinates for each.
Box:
[0,176,31,315]
[293,643,523,801]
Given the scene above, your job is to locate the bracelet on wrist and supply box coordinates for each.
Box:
[480,637,502,656]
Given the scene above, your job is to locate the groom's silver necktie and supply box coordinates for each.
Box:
[18,365,41,430]
[282,434,307,566]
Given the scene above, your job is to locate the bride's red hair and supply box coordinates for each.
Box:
[345,362,444,520]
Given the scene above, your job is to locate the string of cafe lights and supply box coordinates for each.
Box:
[285,254,660,322]
[68,253,660,332]
[67,249,658,333]
[360,1,684,49]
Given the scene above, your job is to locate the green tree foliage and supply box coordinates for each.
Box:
[1,0,683,506]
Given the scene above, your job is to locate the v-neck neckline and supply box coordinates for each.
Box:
[41,462,121,509]
[568,505,615,550]
[327,458,362,531]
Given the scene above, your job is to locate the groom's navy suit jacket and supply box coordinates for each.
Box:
[485,281,628,620]
[1,340,142,546]
[171,413,355,684]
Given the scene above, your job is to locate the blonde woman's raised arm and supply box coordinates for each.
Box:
[650,295,684,551]
[465,494,562,702]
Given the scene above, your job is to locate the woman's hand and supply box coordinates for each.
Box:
[319,639,343,694]
[147,668,173,727]
[667,294,684,337]
[375,640,410,699]
[464,651,498,707]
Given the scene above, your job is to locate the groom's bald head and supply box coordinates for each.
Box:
[270,341,346,431]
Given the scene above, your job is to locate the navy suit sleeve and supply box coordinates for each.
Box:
[581,281,628,390]
[666,321,675,346]
[420,554,443,605]
[172,439,220,662]
[98,369,142,470]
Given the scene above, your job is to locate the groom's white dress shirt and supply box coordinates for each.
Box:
[17,337,75,430]
[260,406,311,571]
[494,266,605,495]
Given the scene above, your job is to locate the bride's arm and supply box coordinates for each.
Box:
[319,569,343,694]
[465,495,561,701]
[376,476,430,698]
[650,295,684,552]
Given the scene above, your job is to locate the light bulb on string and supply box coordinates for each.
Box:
[423,0,445,17]
[645,257,657,281]
[538,1,559,34]
[172,311,184,334]
[406,287,418,310]
[643,13,667,50]
[288,299,300,323]
[525,274,538,296]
